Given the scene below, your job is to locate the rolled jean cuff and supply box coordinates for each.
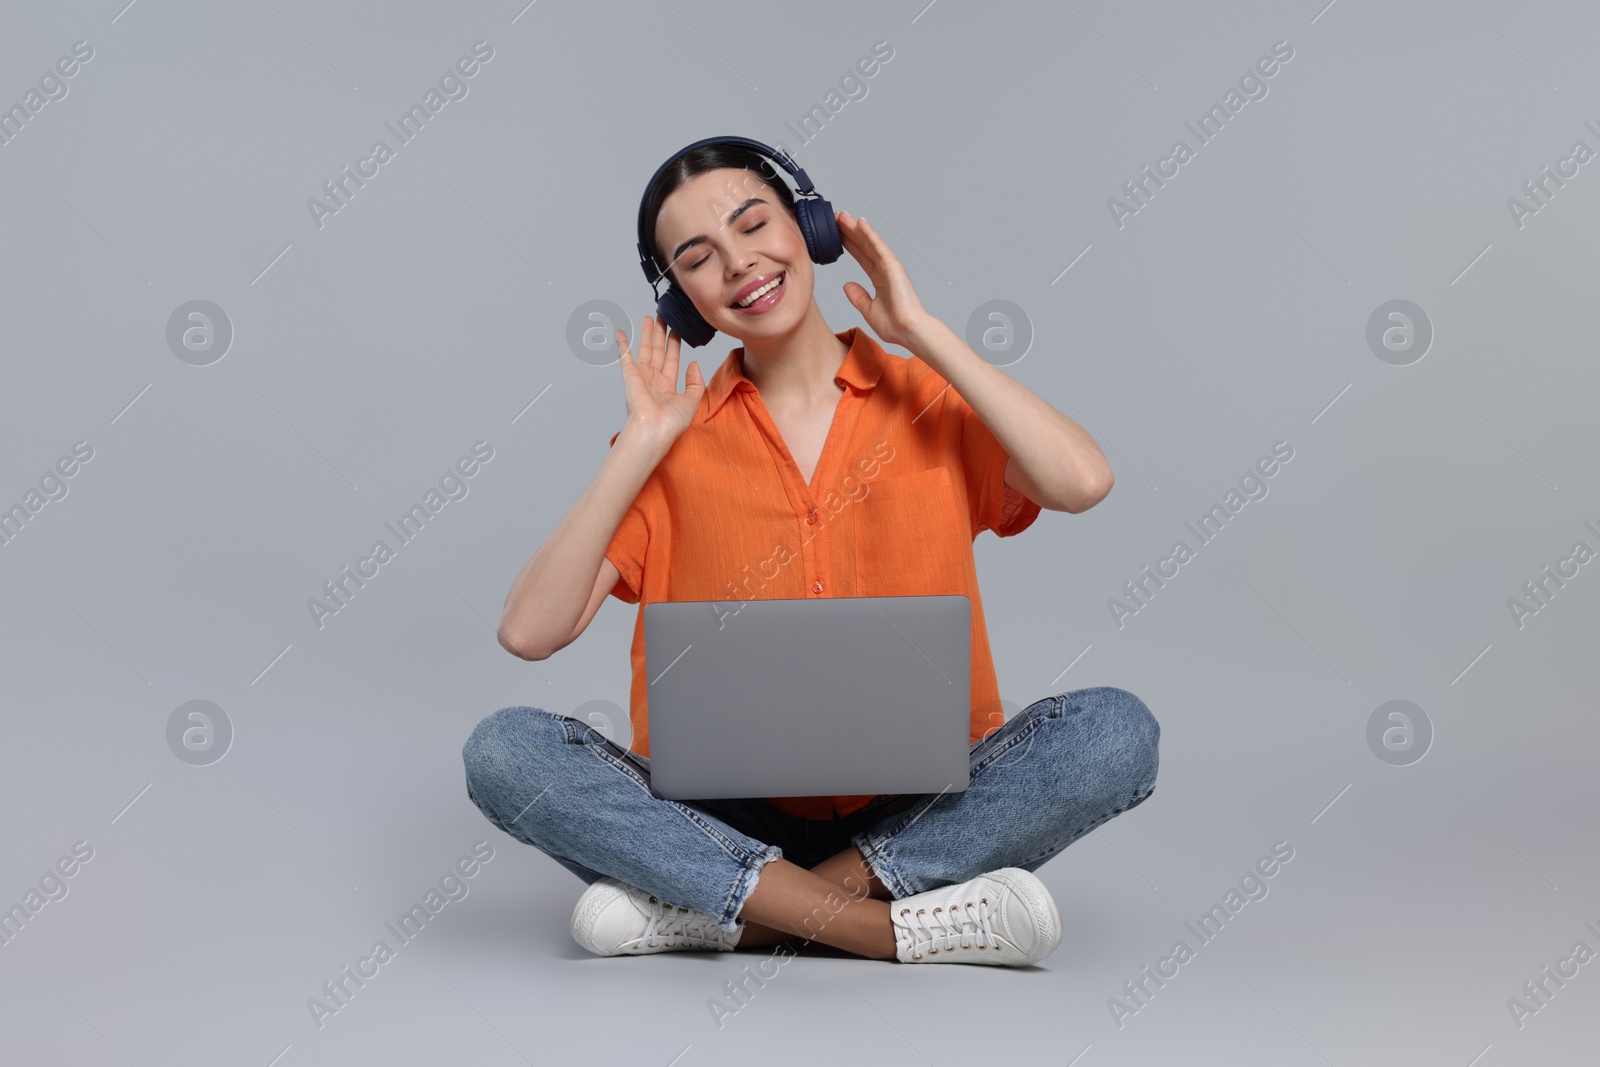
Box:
[849,829,911,901]
[720,844,784,933]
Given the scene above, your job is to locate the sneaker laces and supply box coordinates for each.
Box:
[641,894,732,949]
[899,897,994,958]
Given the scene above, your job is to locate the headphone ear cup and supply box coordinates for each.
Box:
[796,197,843,264]
[656,284,716,348]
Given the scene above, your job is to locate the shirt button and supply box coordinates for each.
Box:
[812,580,824,594]
[806,510,817,525]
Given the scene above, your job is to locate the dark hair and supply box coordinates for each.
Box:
[641,142,798,286]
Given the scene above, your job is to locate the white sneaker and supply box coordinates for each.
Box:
[570,876,744,956]
[890,868,1061,966]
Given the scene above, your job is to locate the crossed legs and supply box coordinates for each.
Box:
[733,846,897,959]
[463,688,1160,962]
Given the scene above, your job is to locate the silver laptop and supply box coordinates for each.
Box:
[643,594,972,801]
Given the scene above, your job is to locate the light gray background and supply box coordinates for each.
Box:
[2,0,1596,1064]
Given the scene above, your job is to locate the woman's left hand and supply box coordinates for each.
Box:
[837,210,933,351]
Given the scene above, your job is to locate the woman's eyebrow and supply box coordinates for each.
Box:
[669,197,767,264]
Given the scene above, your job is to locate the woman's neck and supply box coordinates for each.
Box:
[737,302,852,411]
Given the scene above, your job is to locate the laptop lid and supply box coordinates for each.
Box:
[643,594,972,801]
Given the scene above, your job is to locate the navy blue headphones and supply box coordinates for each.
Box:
[635,135,843,348]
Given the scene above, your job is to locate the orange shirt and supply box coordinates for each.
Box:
[604,327,1041,820]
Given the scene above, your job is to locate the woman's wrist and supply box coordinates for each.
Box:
[616,415,681,457]
[902,313,952,366]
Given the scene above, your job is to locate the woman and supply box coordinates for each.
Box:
[462,139,1159,966]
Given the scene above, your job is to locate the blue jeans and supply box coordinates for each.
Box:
[461,686,1159,935]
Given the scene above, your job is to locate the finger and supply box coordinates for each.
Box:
[850,215,880,246]
[859,218,897,263]
[840,224,880,273]
[651,313,667,360]
[853,216,889,260]
[639,315,658,375]
[663,323,681,386]
[843,281,871,313]
[837,212,861,246]
[839,232,873,273]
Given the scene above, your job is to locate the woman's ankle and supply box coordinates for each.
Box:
[734,920,796,949]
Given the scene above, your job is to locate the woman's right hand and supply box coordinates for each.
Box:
[617,314,705,445]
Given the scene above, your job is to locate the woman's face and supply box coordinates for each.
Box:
[652,167,812,343]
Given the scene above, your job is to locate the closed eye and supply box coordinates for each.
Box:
[687,221,766,271]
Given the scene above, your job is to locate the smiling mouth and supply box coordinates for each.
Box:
[732,272,785,309]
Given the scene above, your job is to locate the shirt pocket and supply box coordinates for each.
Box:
[852,465,972,597]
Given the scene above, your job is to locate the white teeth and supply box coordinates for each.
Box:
[736,274,783,308]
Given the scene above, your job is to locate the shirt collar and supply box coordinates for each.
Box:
[704,327,885,420]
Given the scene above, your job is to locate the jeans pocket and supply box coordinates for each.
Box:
[506,707,587,743]
[583,736,656,796]
[972,697,1058,777]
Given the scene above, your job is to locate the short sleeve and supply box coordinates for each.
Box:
[604,429,648,603]
[957,394,1042,539]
